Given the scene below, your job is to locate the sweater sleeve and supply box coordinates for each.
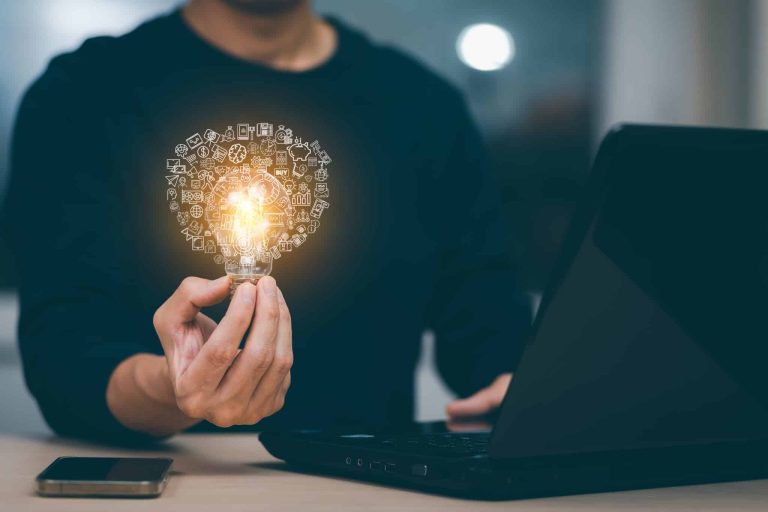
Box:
[427,92,532,397]
[6,47,156,444]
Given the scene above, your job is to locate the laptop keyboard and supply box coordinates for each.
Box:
[335,432,490,457]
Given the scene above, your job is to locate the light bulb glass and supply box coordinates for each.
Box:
[208,171,291,293]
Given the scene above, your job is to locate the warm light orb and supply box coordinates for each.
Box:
[456,23,515,71]
[166,122,332,292]
[248,186,262,199]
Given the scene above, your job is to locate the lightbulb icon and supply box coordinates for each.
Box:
[164,123,331,292]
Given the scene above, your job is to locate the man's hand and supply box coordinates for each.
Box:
[445,373,512,430]
[153,275,293,428]
[107,275,293,437]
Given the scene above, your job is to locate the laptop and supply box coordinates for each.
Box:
[260,125,768,499]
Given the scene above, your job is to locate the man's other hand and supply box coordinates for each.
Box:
[445,373,512,430]
[153,275,293,427]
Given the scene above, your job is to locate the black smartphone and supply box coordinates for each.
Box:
[35,457,173,498]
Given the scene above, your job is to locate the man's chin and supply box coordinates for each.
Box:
[222,0,306,16]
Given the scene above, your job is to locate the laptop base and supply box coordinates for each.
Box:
[261,429,768,499]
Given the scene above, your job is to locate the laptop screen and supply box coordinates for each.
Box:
[594,132,768,407]
[491,127,768,459]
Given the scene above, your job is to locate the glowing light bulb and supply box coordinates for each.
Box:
[164,123,332,292]
[220,177,288,290]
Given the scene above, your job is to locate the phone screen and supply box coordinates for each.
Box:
[38,457,172,482]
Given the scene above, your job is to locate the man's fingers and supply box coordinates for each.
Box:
[196,312,218,339]
[245,285,293,419]
[154,277,229,379]
[182,282,257,390]
[218,276,281,398]
[155,276,230,327]
[175,278,292,427]
[446,387,498,418]
[446,374,512,419]
[273,371,291,410]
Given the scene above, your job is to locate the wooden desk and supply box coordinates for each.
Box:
[2,432,768,511]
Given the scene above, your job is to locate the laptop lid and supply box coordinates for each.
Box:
[490,125,768,460]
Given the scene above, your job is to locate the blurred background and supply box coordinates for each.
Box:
[0,0,765,433]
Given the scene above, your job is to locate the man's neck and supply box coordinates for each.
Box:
[183,0,337,71]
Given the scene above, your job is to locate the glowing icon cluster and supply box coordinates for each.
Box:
[164,123,331,288]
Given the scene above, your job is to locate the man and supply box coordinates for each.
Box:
[6,0,530,442]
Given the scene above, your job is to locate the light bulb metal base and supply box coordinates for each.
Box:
[228,273,267,295]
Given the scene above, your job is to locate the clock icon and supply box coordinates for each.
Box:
[260,139,276,156]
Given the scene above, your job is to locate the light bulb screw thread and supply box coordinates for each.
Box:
[228,274,266,295]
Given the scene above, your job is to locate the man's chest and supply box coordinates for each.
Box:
[103,75,441,317]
